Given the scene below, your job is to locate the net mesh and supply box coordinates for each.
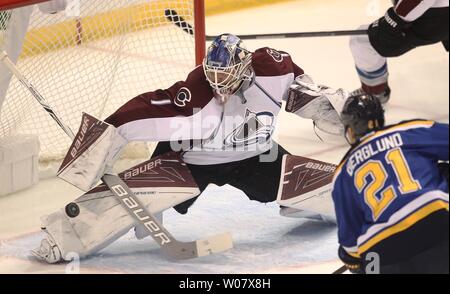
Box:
[0,0,198,163]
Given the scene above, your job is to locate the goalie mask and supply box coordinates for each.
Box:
[341,93,385,145]
[203,34,253,104]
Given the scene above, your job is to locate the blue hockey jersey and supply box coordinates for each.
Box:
[332,120,449,259]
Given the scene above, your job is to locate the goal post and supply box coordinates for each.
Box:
[193,0,205,65]
[0,0,49,11]
[0,0,206,166]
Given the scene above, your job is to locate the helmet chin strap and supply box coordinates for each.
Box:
[214,91,230,104]
[213,83,244,104]
[213,67,255,104]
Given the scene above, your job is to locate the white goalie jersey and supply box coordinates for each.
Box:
[105,47,304,165]
[105,47,345,165]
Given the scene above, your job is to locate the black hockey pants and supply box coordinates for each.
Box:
[151,141,290,214]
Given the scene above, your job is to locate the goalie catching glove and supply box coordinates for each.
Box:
[286,74,348,135]
[57,113,127,191]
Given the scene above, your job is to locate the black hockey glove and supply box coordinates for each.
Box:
[373,7,408,37]
[338,246,363,274]
[368,7,412,57]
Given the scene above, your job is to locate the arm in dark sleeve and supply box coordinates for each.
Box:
[105,66,222,142]
[332,176,366,273]
[251,48,305,104]
[252,47,304,78]
[428,122,449,161]
[332,172,365,255]
[395,0,438,22]
[405,121,449,161]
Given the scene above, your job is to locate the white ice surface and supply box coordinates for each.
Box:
[1,185,339,274]
[0,0,448,273]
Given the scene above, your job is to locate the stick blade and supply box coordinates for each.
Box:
[164,232,233,260]
[164,9,176,19]
[195,232,233,257]
[164,8,194,35]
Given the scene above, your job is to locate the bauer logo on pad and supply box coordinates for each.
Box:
[278,155,336,202]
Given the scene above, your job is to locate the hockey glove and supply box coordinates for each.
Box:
[338,246,363,274]
[57,113,127,191]
[368,7,414,57]
[372,7,408,38]
[286,74,347,135]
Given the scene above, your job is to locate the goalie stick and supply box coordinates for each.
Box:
[164,9,367,40]
[0,50,233,260]
[332,265,348,274]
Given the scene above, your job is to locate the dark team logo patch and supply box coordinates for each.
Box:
[174,87,192,107]
[223,109,275,147]
[266,48,284,63]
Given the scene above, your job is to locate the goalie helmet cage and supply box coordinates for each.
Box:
[0,0,206,163]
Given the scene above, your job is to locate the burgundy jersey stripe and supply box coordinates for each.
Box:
[395,0,423,17]
[105,66,214,128]
[252,47,304,77]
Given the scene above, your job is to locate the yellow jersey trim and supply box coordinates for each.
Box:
[358,200,449,255]
[333,120,435,179]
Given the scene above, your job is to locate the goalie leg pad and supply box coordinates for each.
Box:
[31,230,63,264]
[57,113,127,192]
[277,155,337,223]
[41,153,200,261]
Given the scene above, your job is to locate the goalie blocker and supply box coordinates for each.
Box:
[57,113,127,191]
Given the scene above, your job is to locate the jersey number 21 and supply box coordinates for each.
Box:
[354,148,421,220]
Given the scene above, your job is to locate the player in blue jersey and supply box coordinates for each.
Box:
[332,93,449,274]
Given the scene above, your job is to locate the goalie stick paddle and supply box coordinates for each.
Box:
[102,174,233,260]
[164,9,367,40]
[0,50,233,260]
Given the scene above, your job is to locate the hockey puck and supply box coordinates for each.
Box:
[65,202,80,218]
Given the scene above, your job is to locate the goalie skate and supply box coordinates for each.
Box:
[31,231,62,264]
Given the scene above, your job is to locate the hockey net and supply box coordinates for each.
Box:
[0,0,205,168]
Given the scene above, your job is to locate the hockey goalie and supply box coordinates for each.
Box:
[32,34,347,263]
